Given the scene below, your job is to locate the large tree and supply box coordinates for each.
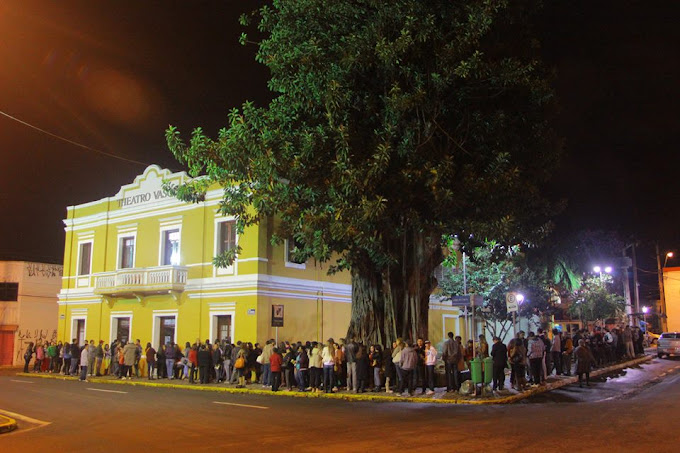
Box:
[166,0,560,345]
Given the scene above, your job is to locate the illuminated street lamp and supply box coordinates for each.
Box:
[664,251,674,268]
[593,265,612,282]
[642,306,649,330]
[512,293,525,337]
[658,249,675,331]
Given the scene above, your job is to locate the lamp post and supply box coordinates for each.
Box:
[512,293,525,337]
[592,265,613,327]
[642,306,649,331]
[657,247,674,331]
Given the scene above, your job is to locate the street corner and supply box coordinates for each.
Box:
[0,413,18,434]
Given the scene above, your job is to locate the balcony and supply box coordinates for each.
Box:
[94,266,188,299]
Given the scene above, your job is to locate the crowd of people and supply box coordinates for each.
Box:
[506,324,648,389]
[20,324,647,395]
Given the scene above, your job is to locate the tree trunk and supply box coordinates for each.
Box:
[346,229,442,346]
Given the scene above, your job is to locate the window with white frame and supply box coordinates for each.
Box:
[161,228,181,266]
[119,236,135,269]
[285,236,306,267]
[217,220,236,256]
[78,242,92,275]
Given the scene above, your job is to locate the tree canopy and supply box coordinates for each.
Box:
[166,0,561,344]
[567,275,626,324]
[439,239,556,339]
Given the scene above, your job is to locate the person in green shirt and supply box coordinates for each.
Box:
[47,342,57,373]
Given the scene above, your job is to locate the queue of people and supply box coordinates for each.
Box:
[21,324,646,392]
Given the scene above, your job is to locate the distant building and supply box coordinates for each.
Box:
[0,261,62,366]
[664,267,680,332]
[57,165,465,348]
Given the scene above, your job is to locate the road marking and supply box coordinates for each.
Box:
[213,401,269,410]
[9,380,34,384]
[0,409,50,426]
[87,388,128,394]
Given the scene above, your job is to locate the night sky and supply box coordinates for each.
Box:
[1,1,678,288]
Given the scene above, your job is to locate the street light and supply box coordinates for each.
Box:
[664,251,674,268]
[642,306,649,331]
[593,265,612,282]
[512,293,525,337]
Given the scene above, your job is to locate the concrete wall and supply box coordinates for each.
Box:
[0,261,62,365]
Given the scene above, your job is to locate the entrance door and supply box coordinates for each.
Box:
[158,317,176,347]
[115,318,130,343]
[0,331,13,366]
[76,319,86,345]
[216,315,232,343]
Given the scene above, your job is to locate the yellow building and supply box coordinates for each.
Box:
[664,267,680,332]
[57,165,465,348]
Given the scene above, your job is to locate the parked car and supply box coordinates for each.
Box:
[657,332,680,358]
[646,331,660,345]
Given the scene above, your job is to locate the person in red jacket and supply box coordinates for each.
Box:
[188,345,198,384]
[270,348,283,391]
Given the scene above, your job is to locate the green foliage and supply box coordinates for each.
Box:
[439,240,554,323]
[567,275,626,323]
[166,0,560,277]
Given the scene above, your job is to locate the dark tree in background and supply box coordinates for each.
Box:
[166,0,561,345]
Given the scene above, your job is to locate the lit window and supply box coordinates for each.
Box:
[119,236,135,269]
[78,242,92,275]
[162,229,181,266]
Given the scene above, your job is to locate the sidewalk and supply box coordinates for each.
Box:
[0,413,17,434]
[15,354,653,405]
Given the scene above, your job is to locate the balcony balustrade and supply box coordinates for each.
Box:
[94,265,188,298]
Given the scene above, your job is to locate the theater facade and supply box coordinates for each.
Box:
[57,165,465,348]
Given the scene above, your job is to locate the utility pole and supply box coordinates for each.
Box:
[632,243,641,324]
[656,243,668,332]
[622,245,633,324]
[621,243,637,325]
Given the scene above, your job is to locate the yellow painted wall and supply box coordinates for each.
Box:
[665,269,680,332]
[57,165,466,350]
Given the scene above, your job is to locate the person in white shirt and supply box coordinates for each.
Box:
[424,341,437,395]
[79,345,89,382]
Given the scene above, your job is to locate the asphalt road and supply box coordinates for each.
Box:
[2,357,680,452]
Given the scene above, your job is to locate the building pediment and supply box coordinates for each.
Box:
[114,165,190,210]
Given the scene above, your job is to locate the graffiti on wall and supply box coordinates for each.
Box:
[25,263,63,279]
[15,328,58,362]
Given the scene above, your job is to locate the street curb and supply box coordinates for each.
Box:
[14,355,653,405]
[489,354,654,404]
[0,414,18,434]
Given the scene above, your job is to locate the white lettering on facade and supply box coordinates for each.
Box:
[117,189,171,208]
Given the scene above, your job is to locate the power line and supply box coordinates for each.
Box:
[0,108,152,168]
[635,267,659,274]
